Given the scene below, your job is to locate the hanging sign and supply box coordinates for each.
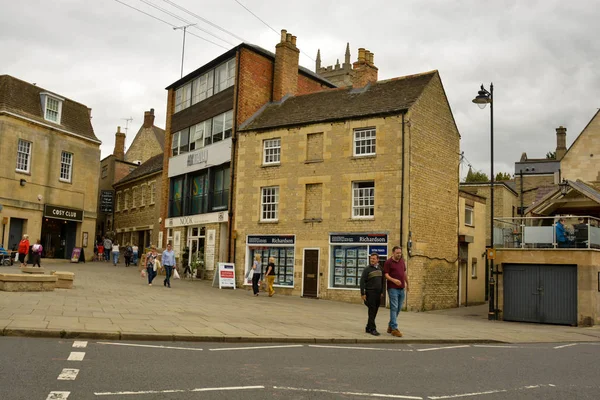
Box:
[217,262,236,289]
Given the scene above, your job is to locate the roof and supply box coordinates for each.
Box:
[114,153,163,186]
[459,181,519,197]
[0,75,98,142]
[151,126,165,150]
[525,179,600,215]
[514,159,560,175]
[239,71,438,132]
[562,109,600,160]
[166,43,335,90]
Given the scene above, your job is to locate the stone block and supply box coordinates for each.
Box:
[21,267,45,274]
[51,271,75,289]
[0,273,57,291]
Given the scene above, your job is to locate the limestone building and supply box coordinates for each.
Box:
[0,75,100,259]
[160,30,335,279]
[315,44,378,88]
[561,110,600,182]
[235,70,461,310]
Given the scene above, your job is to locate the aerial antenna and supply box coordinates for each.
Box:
[122,117,133,134]
[174,23,196,78]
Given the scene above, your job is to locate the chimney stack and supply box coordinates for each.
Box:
[352,48,378,88]
[273,29,300,102]
[113,126,126,160]
[143,108,155,128]
[556,126,567,160]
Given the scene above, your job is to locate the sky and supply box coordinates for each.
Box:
[1,0,598,180]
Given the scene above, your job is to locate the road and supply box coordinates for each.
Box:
[1,337,599,399]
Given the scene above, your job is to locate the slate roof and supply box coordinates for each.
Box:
[0,75,98,142]
[152,126,165,150]
[239,71,437,132]
[115,153,163,186]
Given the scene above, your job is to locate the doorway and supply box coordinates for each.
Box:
[41,218,77,259]
[302,248,319,298]
[187,226,205,268]
[8,218,24,251]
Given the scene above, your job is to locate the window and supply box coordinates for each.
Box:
[331,245,368,288]
[172,128,190,156]
[215,59,235,93]
[190,120,210,151]
[471,262,477,278]
[140,184,146,206]
[41,94,63,123]
[263,138,281,165]
[150,182,156,204]
[174,82,191,113]
[261,186,279,221]
[132,187,137,208]
[16,139,32,173]
[116,191,122,212]
[124,189,130,210]
[191,70,214,105]
[352,181,375,218]
[101,165,108,179]
[173,59,234,113]
[204,110,232,146]
[170,178,184,217]
[465,206,474,226]
[190,174,208,215]
[353,128,376,156]
[249,247,294,287]
[59,151,73,182]
[212,166,230,210]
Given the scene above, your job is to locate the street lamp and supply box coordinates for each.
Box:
[558,179,570,196]
[472,83,497,320]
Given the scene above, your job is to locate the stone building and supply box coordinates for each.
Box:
[0,75,100,259]
[97,109,164,240]
[113,153,162,250]
[561,110,600,182]
[235,70,461,310]
[315,44,378,88]
[159,30,335,279]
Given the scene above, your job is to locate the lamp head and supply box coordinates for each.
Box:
[472,85,491,109]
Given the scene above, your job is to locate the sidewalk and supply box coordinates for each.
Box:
[1,260,599,344]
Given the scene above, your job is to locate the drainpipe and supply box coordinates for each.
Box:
[401,113,406,252]
[227,49,241,262]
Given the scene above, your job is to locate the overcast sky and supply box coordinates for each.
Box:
[1,0,598,179]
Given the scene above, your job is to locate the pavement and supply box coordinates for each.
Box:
[1,259,600,344]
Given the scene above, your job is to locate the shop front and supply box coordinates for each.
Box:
[245,235,296,289]
[41,204,83,259]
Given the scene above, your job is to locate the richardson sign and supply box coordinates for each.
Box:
[44,204,84,222]
[247,235,295,245]
[329,233,388,244]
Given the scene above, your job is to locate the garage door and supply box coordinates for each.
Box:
[503,264,577,326]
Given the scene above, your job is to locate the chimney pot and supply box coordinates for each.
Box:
[358,48,366,62]
[280,29,287,42]
[291,35,297,46]
[117,126,121,133]
[286,33,292,43]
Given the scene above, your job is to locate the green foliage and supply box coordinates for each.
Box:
[465,169,489,183]
[495,172,512,181]
[546,151,556,159]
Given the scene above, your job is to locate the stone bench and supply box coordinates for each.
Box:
[51,271,75,289]
[0,273,57,292]
[21,267,45,274]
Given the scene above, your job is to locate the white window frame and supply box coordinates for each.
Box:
[263,138,281,165]
[353,128,376,156]
[140,184,146,207]
[41,93,63,124]
[215,59,235,94]
[465,206,474,226]
[150,182,156,205]
[132,187,137,209]
[116,191,122,212]
[59,151,73,183]
[352,181,375,218]
[261,186,279,221]
[16,139,32,173]
[191,70,214,105]
[124,189,130,210]
[174,82,191,113]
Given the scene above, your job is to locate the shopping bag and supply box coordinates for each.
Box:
[141,269,147,278]
[173,269,180,279]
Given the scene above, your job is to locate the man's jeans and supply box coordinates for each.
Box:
[164,265,173,287]
[388,288,406,331]
[104,248,111,262]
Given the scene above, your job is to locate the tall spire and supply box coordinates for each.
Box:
[316,49,321,71]
[344,42,350,66]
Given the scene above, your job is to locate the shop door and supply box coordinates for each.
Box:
[8,218,24,251]
[64,221,77,260]
[189,238,199,267]
[302,249,319,298]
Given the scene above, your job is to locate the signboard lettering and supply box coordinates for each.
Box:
[247,235,295,245]
[100,190,114,213]
[217,262,236,289]
[187,149,209,166]
[44,204,84,222]
[329,233,388,244]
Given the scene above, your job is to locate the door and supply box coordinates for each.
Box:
[302,249,319,298]
[8,218,24,251]
[189,238,199,267]
[503,264,577,325]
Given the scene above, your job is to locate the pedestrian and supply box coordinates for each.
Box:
[97,240,104,262]
[103,236,112,262]
[251,254,262,296]
[31,239,43,268]
[162,243,176,288]
[265,256,276,297]
[124,243,133,267]
[360,253,384,336]
[384,246,409,337]
[112,241,120,265]
[18,234,30,268]
[132,244,139,266]
[146,245,159,286]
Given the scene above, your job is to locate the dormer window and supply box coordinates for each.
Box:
[41,93,64,124]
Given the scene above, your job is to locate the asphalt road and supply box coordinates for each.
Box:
[1,337,599,399]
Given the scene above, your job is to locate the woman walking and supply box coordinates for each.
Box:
[146,245,159,286]
[251,254,262,296]
[112,241,120,266]
[124,243,133,267]
[31,239,43,268]
[265,257,276,297]
[18,234,30,268]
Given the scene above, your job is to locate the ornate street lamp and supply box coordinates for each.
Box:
[472,83,496,320]
[558,179,570,196]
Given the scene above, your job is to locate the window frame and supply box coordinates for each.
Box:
[16,139,32,173]
[116,191,122,212]
[59,151,73,183]
[150,182,156,205]
[353,128,376,157]
[124,189,130,210]
[43,95,63,123]
[140,184,146,207]
[131,187,137,209]
[263,138,281,165]
[261,186,280,222]
[465,206,474,226]
[174,82,191,113]
[352,181,375,219]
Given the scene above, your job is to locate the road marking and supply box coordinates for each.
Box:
[554,343,578,349]
[94,385,264,396]
[209,344,304,351]
[97,342,203,351]
[309,344,413,352]
[73,341,88,348]
[473,345,521,349]
[68,352,85,361]
[428,383,556,399]
[57,368,79,380]
[274,386,422,399]
[46,392,70,399]
[417,345,470,352]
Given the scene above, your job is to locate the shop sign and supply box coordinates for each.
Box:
[168,138,232,177]
[44,204,83,222]
[247,235,295,245]
[99,190,114,213]
[329,233,388,244]
[369,245,388,256]
[217,262,236,289]
[166,211,228,228]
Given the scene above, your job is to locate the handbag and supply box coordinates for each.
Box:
[141,269,147,278]
[173,269,180,279]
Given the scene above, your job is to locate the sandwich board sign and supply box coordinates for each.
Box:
[217,262,236,289]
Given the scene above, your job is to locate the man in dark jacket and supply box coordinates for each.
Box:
[360,253,384,336]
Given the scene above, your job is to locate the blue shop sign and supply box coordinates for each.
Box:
[369,245,388,256]
[247,235,295,245]
[329,233,388,244]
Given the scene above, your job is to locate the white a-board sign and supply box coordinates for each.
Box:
[217,262,236,289]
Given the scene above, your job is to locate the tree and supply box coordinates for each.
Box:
[495,172,512,181]
[546,151,556,159]
[464,168,489,183]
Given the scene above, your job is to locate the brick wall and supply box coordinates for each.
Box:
[297,73,330,95]
[159,88,175,244]
[237,48,274,126]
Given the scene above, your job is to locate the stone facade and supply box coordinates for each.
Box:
[459,191,487,305]
[561,110,600,182]
[124,109,165,165]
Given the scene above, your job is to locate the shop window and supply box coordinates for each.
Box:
[261,186,279,221]
[263,138,281,165]
[170,177,184,217]
[331,246,369,289]
[249,247,294,287]
[352,181,375,218]
[353,128,376,156]
[190,174,208,215]
[211,166,230,211]
[465,206,474,226]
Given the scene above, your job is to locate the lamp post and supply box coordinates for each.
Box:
[472,83,497,320]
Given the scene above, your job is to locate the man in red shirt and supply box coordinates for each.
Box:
[384,246,409,337]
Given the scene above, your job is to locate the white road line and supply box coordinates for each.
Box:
[46,391,70,399]
[97,342,203,351]
[309,344,413,352]
[473,345,522,349]
[209,344,304,351]
[274,386,422,399]
[417,345,470,352]
[67,352,85,361]
[57,368,79,381]
[428,389,507,399]
[554,343,578,349]
[94,385,264,396]
[73,341,88,348]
